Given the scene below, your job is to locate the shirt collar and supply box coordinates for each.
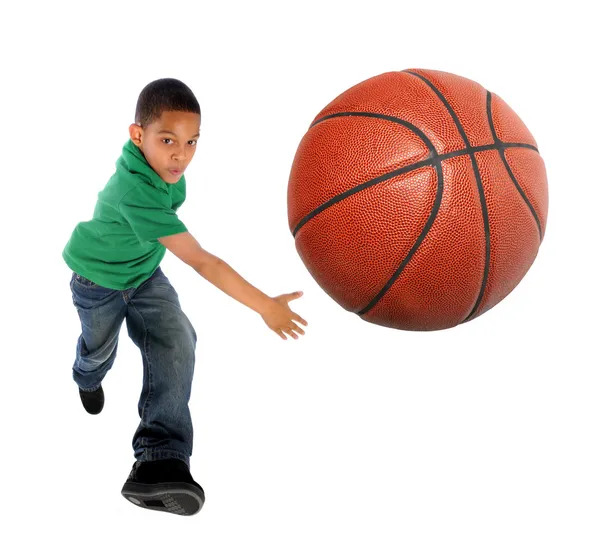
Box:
[119,138,173,193]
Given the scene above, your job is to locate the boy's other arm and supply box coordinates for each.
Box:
[157,231,299,325]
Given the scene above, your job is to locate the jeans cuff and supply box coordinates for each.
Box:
[79,384,101,392]
[137,450,190,467]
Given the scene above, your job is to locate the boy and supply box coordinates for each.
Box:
[62,78,308,516]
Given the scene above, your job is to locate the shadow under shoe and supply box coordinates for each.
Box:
[121,458,205,516]
[79,385,104,414]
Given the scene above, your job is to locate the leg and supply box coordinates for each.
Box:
[125,267,197,466]
[70,273,127,391]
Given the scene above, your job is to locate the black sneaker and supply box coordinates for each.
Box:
[79,385,104,414]
[121,458,205,516]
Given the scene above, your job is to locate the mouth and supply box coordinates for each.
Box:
[168,169,183,177]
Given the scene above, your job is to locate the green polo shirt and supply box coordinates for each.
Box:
[62,139,188,290]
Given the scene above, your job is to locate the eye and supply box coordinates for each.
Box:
[189,140,197,146]
[162,138,173,145]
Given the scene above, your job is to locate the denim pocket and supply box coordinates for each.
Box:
[73,273,103,289]
[71,273,116,311]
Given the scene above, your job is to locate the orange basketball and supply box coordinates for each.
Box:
[287,69,548,331]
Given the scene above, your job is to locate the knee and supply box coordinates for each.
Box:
[188,318,197,345]
[161,313,196,353]
[78,334,118,366]
[183,315,197,348]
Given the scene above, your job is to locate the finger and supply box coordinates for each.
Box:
[291,322,305,335]
[284,327,298,340]
[293,313,308,326]
[286,291,303,301]
[276,329,287,340]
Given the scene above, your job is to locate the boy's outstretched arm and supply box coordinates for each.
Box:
[158,231,307,340]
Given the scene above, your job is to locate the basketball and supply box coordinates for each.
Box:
[287,69,548,331]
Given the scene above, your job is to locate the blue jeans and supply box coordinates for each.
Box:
[70,266,197,467]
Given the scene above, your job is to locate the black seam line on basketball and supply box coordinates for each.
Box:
[294,109,537,238]
[357,159,444,316]
[310,112,439,156]
[312,115,445,316]
[438,142,538,160]
[291,141,539,238]
[403,70,491,325]
[486,90,543,240]
[403,71,473,150]
[292,159,430,237]
[293,113,437,238]
[310,111,538,154]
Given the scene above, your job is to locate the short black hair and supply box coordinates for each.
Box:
[134,78,201,128]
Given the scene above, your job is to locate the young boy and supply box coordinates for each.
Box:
[62,78,308,517]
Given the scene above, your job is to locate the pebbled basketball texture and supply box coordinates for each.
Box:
[287,69,548,331]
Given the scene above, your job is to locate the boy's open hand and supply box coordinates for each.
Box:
[261,291,308,340]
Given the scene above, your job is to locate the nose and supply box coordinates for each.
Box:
[173,144,191,162]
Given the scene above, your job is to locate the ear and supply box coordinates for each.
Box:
[129,123,143,147]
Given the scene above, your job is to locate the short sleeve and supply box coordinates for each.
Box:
[118,183,188,244]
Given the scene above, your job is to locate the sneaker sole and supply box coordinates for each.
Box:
[121,481,205,516]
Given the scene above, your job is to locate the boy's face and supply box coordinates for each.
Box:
[129,111,201,184]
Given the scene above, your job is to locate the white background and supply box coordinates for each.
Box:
[2,1,598,558]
